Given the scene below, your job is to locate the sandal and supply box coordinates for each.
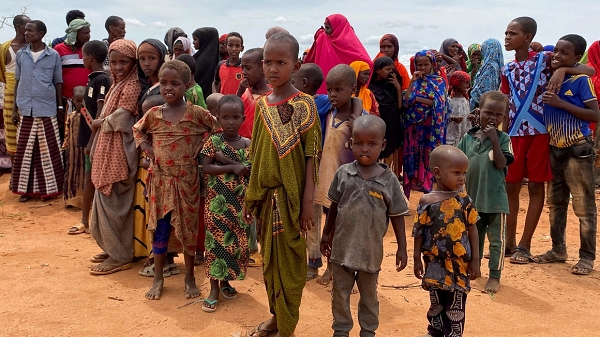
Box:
[248,253,262,267]
[168,263,180,275]
[90,262,131,275]
[571,259,594,275]
[509,246,533,264]
[68,223,87,235]
[532,250,568,264]
[247,322,278,337]
[90,252,109,263]
[138,263,171,277]
[220,286,238,300]
[194,254,204,266]
[202,299,218,313]
[18,196,31,202]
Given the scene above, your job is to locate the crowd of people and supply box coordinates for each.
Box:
[0,9,598,337]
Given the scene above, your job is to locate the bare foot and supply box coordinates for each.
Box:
[316,266,333,286]
[306,266,319,281]
[184,277,201,299]
[351,284,358,294]
[485,277,500,294]
[146,278,164,300]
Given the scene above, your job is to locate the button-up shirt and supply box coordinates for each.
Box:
[15,45,62,117]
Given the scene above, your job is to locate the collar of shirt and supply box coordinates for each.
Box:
[345,161,389,186]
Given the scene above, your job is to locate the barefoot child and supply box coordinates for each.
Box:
[201,95,251,312]
[413,145,480,337]
[501,17,594,264]
[213,32,244,95]
[243,33,321,337]
[458,91,513,293]
[447,71,472,147]
[312,64,368,284]
[133,60,220,300]
[535,34,598,275]
[320,114,409,337]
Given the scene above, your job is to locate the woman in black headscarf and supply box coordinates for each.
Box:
[368,56,404,175]
[192,27,219,97]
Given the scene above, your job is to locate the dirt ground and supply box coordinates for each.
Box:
[0,171,599,337]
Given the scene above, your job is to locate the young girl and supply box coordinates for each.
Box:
[369,57,404,177]
[133,60,220,300]
[403,50,449,199]
[374,33,411,90]
[413,145,480,337]
[349,61,379,116]
[469,38,505,111]
[447,71,472,147]
[89,39,142,275]
[201,94,251,313]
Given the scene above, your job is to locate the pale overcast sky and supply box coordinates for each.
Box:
[2,0,600,66]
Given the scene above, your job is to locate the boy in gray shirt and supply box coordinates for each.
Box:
[320,115,409,337]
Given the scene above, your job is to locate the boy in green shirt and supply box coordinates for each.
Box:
[458,91,514,293]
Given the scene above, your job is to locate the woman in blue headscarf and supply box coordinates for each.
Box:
[470,38,505,110]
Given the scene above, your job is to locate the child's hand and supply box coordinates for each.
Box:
[412,71,426,80]
[468,261,481,280]
[241,204,254,225]
[542,91,564,108]
[299,200,314,232]
[547,68,566,93]
[388,72,401,90]
[233,164,250,177]
[320,233,331,258]
[451,116,464,123]
[414,256,424,279]
[144,145,155,160]
[347,113,357,129]
[141,157,151,169]
[482,122,499,143]
[214,151,228,164]
[395,248,408,272]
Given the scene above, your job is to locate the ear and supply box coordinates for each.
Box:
[525,33,533,44]
[381,139,387,152]
[293,60,301,74]
[432,166,442,179]
[352,84,357,93]
[349,137,354,149]
[242,114,247,122]
[240,45,245,53]
[185,80,191,91]
[302,77,309,89]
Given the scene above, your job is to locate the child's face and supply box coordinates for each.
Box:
[357,70,370,87]
[226,36,244,59]
[173,42,184,58]
[447,42,459,57]
[241,55,263,87]
[77,27,91,45]
[159,68,189,105]
[479,99,506,128]
[218,103,245,138]
[456,82,470,94]
[263,41,300,88]
[434,159,468,192]
[416,56,433,74]
[504,21,529,52]
[139,48,160,79]
[380,40,394,58]
[375,65,394,80]
[326,78,355,108]
[219,39,227,54]
[551,40,579,69]
[109,50,135,82]
[73,93,85,111]
[351,127,386,166]
[193,36,200,50]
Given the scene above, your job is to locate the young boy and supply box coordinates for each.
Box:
[501,17,594,264]
[243,32,321,337]
[458,91,514,293]
[413,145,480,337]
[212,32,244,95]
[320,114,408,337]
[67,40,110,234]
[534,34,598,275]
[238,47,272,139]
[177,54,207,108]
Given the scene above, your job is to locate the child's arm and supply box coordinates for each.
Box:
[481,126,507,170]
[212,80,220,94]
[548,64,595,93]
[300,157,316,231]
[543,92,600,123]
[467,223,481,280]
[413,236,424,279]
[404,74,434,107]
[390,215,408,272]
[389,72,404,109]
[202,155,249,176]
[320,201,338,258]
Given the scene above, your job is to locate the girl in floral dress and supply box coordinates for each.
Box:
[201,95,251,313]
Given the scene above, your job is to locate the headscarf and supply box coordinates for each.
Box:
[304,14,372,94]
[530,42,544,52]
[406,50,448,144]
[64,19,90,46]
[368,57,403,158]
[137,39,168,88]
[466,43,481,75]
[219,34,228,43]
[449,71,471,98]
[349,61,374,113]
[173,36,193,56]
[439,38,461,70]
[469,38,505,110]
[92,39,142,195]
[584,41,600,135]
[192,27,220,97]
[218,34,229,61]
[164,27,186,55]
[373,34,410,90]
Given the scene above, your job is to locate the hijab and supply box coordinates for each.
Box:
[373,34,410,90]
[137,39,168,89]
[173,36,193,57]
[103,39,141,117]
[304,14,372,94]
[439,38,461,70]
[349,61,375,113]
[466,43,481,74]
[469,38,505,110]
[192,27,220,97]
[164,27,186,55]
[64,19,90,46]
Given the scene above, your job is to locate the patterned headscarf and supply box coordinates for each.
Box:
[64,19,90,46]
[413,50,438,75]
[466,43,481,76]
[469,38,505,110]
[449,71,471,97]
[103,39,142,118]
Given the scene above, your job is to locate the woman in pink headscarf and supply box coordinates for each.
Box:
[304,14,372,94]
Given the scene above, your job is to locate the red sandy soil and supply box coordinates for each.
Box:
[0,171,598,336]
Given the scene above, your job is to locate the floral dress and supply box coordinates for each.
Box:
[202,134,251,281]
